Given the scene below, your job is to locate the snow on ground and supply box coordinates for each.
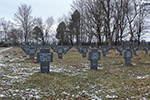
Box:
[0,47,149,99]
[0,47,13,53]
[50,63,90,76]
[0,47,106,99]
[0,48,41,99]
[136,75,150,79]
[106,94,118,99]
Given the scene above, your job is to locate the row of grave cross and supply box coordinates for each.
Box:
[20,45,150,73]
[21,45,72,73]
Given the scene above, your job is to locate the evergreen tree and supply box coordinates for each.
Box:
[32,26,43,44]
[56,21,67,45]
[68,10,80,45]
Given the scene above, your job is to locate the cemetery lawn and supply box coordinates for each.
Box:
[0,48,5,50]
[0,47,150,99]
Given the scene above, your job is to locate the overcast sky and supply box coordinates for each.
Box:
[0,0,73,23]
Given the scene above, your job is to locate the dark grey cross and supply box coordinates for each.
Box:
[116,46,123,56]
[102,46,107,57]
[51,45,57,52]
[88,47,100,70]
[63,46,71,54]
[21,45,37,59]
[144,46,149,54]
[57,46,64,59]
[124,47,132,66]
[98,46,102,50]
[132,46,139,55]
[81,46,88,58]
[76,46,83,53]
[39,48,53,73]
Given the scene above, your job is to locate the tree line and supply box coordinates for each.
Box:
[0,0,150,46]
[0,4,55,45]
[56,0,150,46]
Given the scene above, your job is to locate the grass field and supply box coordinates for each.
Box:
[0,48,5,50]
[0,47,150,99]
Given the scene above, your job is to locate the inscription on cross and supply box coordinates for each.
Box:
[38,48,53,73]
[21,45,37,59]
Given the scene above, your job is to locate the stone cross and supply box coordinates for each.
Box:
[51,45,57,52]
[124,47,132,66]
[63,46,72,54]
[21,45,37,59]
[88,47,100,70]
[39,48,53,73]
[102,46,107,57]
[116,46,123,56]
[81,46,88,58]
[57,46,64,59]
[132,46,139,55]
[144,46,149,54]
[76,46,83,53]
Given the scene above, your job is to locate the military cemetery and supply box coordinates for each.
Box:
[0,0,150,99]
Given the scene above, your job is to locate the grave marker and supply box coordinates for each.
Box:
[144,46,149,54]
[124,47,132,66]
[88,47,100,70]
[98,46,102,50]
[116,46,123,56]
[51,45,57,52]
[63,46,71,54]
[81,46,88,58]
[76,46,83,53]
[21,45,37,59]
[102,46,107,57]
[132,46,139,55]
[39,48,53,73]
[57,46,64,59]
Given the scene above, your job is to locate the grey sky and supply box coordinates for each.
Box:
[0,0,73,22]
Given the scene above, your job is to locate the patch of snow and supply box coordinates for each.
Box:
[98,67,104,70]
[106,94,118,98]
[91,95,102,100]
[75,86,80,89]
[0,94,6,97]
[0,47,13,53]
[108,89,116,93]
[0,63,7,66]
[140,97,147,100]
[136,75,150,79]
[95,90,102,94]
[132,63,136,66]
[131,96,135,98]
[62,91,70,95]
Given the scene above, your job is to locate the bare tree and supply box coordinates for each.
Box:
[34,17,54,44]
[124,0,139,44]
[8,28,23,43]
[113,0,128,45]
[65,0,150,46]
[14,4,33,43]
[134,1,150,45]
[0,18,13,42]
